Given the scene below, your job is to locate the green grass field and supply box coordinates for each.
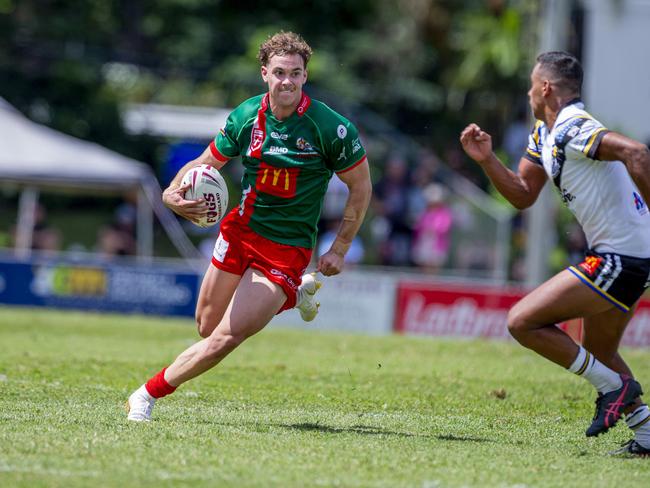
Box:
[2,307,650,487]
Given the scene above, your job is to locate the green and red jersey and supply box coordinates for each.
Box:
[209,92,367,249]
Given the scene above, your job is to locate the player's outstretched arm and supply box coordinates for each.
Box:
[596,132,650,206]
[162,146,229,224]
[460,123,547,209]
[318,159,372,276]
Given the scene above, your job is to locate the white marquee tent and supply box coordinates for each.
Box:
[0,98,202,263]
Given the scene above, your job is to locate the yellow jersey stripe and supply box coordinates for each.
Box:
[583,128,607,156]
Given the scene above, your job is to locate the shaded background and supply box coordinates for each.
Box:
[0,0,645,284]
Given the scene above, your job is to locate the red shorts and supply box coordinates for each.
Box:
[210,213,312,312]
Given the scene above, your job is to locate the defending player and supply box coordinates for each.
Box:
[127,31,372,421]
[460,52,650,456]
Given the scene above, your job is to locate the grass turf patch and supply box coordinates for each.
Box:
[1,307,650,487]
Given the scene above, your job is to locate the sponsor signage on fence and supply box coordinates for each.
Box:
[394,281,650,347]
[395,282,524,339]
[0,256,199,317]
[272,269,396,335]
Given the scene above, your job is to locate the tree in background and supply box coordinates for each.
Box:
[1,0,540,158]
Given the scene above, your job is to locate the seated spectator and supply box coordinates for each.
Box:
[10,203,62,253]
[31,204,62,252]
[97,203,137,257]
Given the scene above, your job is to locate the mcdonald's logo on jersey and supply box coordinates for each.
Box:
[256,162,299,198]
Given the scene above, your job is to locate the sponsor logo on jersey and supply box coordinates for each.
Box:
[270,268,298,289]
[256,162,299,198]
[352,138,362,154]
[560,188,575,204]
[337,124,347,139]
[566,125,580,139]
[337,147,347,161]
[270,131,289,140]
[265,146,289,155]
[634,191,648,215]
[579,256,603,276]
[296,137,313,151]
[219,128,226,137]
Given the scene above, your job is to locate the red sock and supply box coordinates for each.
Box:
[144,367,177,399]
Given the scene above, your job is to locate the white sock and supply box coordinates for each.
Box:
[626,405,650,448]
[138,384,155,402]
[567,346,622,393]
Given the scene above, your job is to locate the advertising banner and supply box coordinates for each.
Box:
[0,256,199,317]
[395,282,524,339]
[395,281,650,347]
[272,269,396,335]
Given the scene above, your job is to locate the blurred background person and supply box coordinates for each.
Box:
[10,203,62,253]
[96,202,137,258]
[411,183,453,272]
[372,154,412,266]
[317,219,365,266]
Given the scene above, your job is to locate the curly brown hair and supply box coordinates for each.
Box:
[257,31,313,68]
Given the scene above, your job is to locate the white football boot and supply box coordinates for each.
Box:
[126,385,156,422]
[296,272,322,322]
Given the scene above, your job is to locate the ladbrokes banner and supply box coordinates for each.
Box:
[394,281,650,347]
[395,282,524,339]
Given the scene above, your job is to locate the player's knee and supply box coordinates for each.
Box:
[507,307,530,339]
[196,314,217,338]
[196,321,212,338]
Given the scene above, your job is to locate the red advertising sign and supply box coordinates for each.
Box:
[395,282,524,339]
[394,281,650,347]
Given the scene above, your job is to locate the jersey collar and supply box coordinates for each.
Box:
[555,97,585,129]
[560,97,584,111]
[261,92,311,117]
[296,92,311,117]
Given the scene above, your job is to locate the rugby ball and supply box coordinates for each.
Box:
[181,164,229,227]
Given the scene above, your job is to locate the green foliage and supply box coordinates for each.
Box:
[2,307,650,487]
[1,0,539,148]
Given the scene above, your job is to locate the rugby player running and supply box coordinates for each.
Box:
[460,51,650,456]
[127,31,372,421]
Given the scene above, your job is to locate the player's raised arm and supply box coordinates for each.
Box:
[595,131,650,206]
[162,145,229,224]
[460,123,547,209]
[318,158,372,276]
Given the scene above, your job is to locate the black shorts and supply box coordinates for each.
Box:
[568,250,650,312]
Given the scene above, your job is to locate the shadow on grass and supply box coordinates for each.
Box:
[279,422,493,443]
[435,434,493,443]
[281,422,415,438]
